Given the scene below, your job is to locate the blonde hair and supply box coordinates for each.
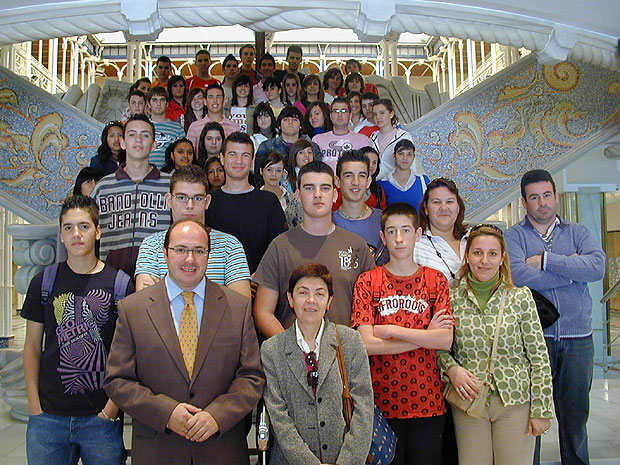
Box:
[458,225,515,291]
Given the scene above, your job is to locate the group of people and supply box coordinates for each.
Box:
[21,42,607,465]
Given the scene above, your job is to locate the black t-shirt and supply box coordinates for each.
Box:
[204,188,287,273]
[21,263,133,416]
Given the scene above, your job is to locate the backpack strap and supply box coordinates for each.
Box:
[370,267,385,309]
[41,263,60,308]
[113,270,131,306]
[423,266,438,317]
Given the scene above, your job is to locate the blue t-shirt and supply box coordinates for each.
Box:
[379,174,429,211]
[333,208,388,265]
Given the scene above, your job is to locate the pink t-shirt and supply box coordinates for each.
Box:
[312,131,371,172]
[186,116,240,150]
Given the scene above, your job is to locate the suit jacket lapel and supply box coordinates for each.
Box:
[144,281,189,381]
[190,279,226,386]
[283,327,315,399]
[318,322,338,392]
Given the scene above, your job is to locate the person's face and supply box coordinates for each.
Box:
[149,95,168,117]
[305,79,320,98]
[206,88,224,114]
[336,161,370,203]
[164,222,209,291]
[260,59,275,78]
[166,181,210,223]
[295,147,314,168]
[195,53,211,76]
[280,116,301,138]
[120,120,156,161]
[240,47,255,68]
[308,106,325,128]
[60,208,100,258]
[80,179,97,197]
[348,79,362,93]
[171,80,185,99]
[265,84,281,102]
[348,95,361,116]
[284,78,298,98]
[223,60,239,80]
[220,141,254,181]
[426,186,459,232]
[106,126,123,153]
[287,51,302,72]
[261,160,285,187]
[204,130,223,156]
[206,161,225,189]
[330,102,350,129]
[170,141,195,169]
[521,181,558,227]
[156,61,171,82]
[257,113,272,131]
[236,82,251,99]
[467,235,504,283]
[190,92,205,112]
[287,277,332,327]
[346,62,361,74]
[327,73,341,91]
[295,172,335,219]
[137,81,150,95]
[129,96,146,115]
[366,152,379,176]
[380,214,422,260]
[394,147,415,171]
[361,99,374,120]
[373,104,394,129]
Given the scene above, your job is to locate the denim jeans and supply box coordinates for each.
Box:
[534,335,593,465]
[27,411,125,465]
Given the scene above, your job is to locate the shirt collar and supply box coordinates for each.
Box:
[295,318,326,360]
[165,274,207,303]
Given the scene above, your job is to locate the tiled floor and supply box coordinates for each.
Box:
[2,313,620,465]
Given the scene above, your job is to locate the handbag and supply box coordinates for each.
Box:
[334,325,397,465]
[529,288,559,329]
[444,290,507,419]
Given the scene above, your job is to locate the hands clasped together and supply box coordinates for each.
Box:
[168,403,219,442]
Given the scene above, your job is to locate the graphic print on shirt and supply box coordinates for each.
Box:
[97,192,167,230]
[53,289,111,394]
[338,246,359,270]
[377,294,429,316]
[154,130,176,152]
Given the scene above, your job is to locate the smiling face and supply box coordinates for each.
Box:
[295,147,314,168]
[261,160,285,187]
[236,82,251,100]
[164,222,209,291]
[308,106,325,128]
[426,186,459,233]
[220,141,254,182]
[348,95,361,116]
[287,277,332,327]
[380,214,422,260]
[287,51,302,72]
[60,208,101,259]
[106,126,123,153]
[137,81,151,95]
[337,161,370,203]
[466,234,504,283]
[170,141,195,169]
[206,88,224,115]
[305,79,320,99]
[296,172,335,220]
[190,92,205,112]
[260,58,275,78]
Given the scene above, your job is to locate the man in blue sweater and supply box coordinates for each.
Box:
[505,169,606,465]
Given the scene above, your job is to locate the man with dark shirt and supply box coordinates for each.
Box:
[274,45,305,84]
[205,132,287,273]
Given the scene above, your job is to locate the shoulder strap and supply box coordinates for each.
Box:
[423,266,438,317]
[113,270,131,306]
[371,267,386,309]
[41,263,60,308]
[486,290,507,381]
[333,324,353,430]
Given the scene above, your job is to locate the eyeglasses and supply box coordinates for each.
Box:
[167,247,209,257]
[331,109,349,114]
[306,351,318,390]
[471,223,503,235]
[171,194,207,203]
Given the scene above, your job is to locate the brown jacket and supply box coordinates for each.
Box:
[104,278,264,465]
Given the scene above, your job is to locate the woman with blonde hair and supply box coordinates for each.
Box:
[438,225,553,465]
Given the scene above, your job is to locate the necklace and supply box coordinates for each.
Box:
[338,205,370,220]
[68,259,100,275]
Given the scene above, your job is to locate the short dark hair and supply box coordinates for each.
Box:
[163,219,211,251]
[222,54,238,69]
[129,77,151,93]
[331,97,350,111]
[287,45,302,57]
[239,44,255,56]
[263,77,281,92]
[259,53,275,68]
[394,139,415,153]
[298,161,334,189]
[73,167,102,195]
[521,169,556,198]
[156,56,172,65]
[345,58,361,71]
[360,91,379,103]
[381,202,419,231]
[127,89,146,104]
[336,150,370,178]
[195,49,210,60]
[253,102,277,135]
[147,85,169,103]
[123,113,155,139]
[288,263,333,297]
[206,83,225,98]
[222,131,254,157]
[170,165,208,194]
[277,105,303,130]
[59,194,99,228]
[260,151,284,172]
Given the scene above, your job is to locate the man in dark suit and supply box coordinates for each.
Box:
[104,219,264,465]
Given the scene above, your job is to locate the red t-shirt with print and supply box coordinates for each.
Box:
[351,265,450,419]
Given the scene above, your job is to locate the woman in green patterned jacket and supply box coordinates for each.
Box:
[438,225,553,465]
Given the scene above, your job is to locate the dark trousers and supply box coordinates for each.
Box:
[388,414,445,465]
